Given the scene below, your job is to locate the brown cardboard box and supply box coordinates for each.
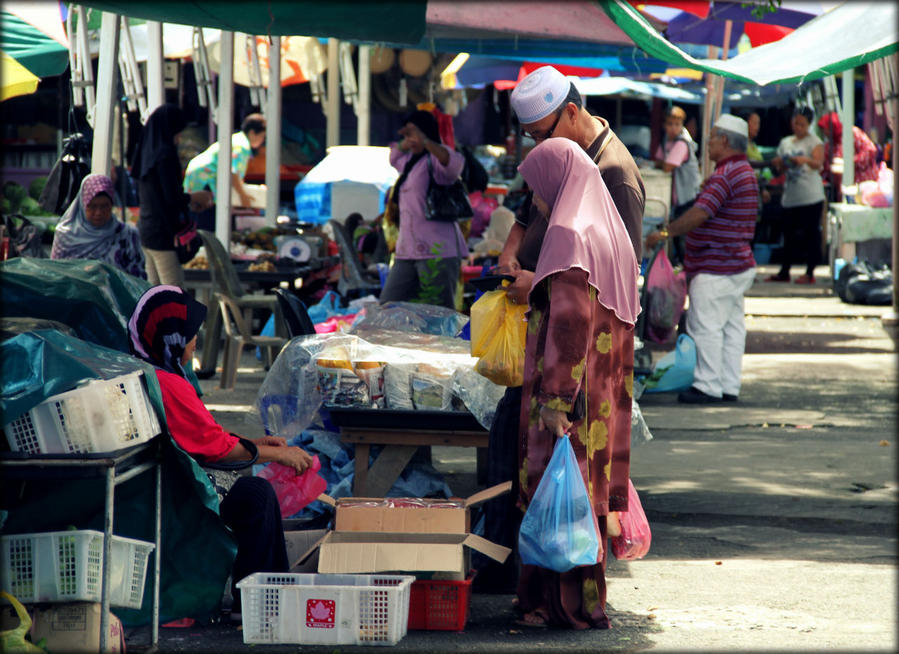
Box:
[0,602,125,653]
[285,529,328,572]
[328,481,512,534]
[316,531,510,581]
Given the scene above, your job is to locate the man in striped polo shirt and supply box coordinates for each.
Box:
[646,114,758,403]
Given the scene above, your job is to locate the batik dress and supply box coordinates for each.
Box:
[517,268,634,630]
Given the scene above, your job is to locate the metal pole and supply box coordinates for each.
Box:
[357,45,371,146]
[91,12,121,175]
[265,36,282,225]
[886,94,899,326]
[216,31,235,247]
[841,68,855,190]
[99,467,115,654]
[152,458,162,648]
[326,38,340,148]
[146,21,165,115]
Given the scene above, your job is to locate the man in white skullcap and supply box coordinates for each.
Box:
[474,64,644,598]
[645,113,758,404]
[498,65,645,305]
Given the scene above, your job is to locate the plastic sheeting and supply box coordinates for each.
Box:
[0,330,236,626]
[0,258,150,353]
[351,301,469,338]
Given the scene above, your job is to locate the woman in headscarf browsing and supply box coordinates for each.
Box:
[515,138,640,630]
[380,108,468,309]
[128,285,313,615]
[130,104,212,286]
[50,173,146,278]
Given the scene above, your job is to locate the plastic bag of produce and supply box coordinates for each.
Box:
[611,479,652,560]
[257,456,328,518]
[469,288,507,357]
[474,293,527,387]
[518,434,600,572]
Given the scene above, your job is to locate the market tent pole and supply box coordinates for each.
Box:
[357,44,371,146]
[91,12,121,175]
[146,21,165,115]
[891,93,898,324]
[215,30,234,247]
[840,68,855,190]
[265,36,282,223]
[326,38,340,148]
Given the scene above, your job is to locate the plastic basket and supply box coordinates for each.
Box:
[3,371,160,455]
[408,575,473,631]
[0,530,155,609]
[236,573,414,646]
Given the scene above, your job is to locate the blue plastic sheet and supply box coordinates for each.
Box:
[518,434,600,573]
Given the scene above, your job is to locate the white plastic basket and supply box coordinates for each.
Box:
[0,530,155,609]
[3,371,160,455]
[236,573,414,646]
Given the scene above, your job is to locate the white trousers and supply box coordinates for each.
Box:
[685,267,756,398]
[143,248,184,287]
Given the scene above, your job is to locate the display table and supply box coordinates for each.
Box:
[0,439,162,653]
[828,203,893,272]
[329,408,488,497]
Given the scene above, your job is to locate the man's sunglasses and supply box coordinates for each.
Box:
[520,108,564,142]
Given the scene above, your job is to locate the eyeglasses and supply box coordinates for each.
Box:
[521,108,564,142]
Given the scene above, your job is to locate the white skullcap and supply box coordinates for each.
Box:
[510,66,571,125]
[714,113,748,138]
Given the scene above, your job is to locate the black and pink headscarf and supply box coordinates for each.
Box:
[128,285,207,377]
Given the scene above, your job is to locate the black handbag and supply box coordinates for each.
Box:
[202,436,259,502]
[174,218,201,264]
[425,156,474,223]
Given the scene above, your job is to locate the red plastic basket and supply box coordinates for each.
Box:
[407,574,474,631]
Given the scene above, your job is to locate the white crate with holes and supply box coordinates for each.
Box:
[3,371,160,455]
[0,530,155,608]
[236,573,414,646]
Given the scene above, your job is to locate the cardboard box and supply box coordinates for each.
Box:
[328,481,512,535]
[316,531,510,581]
[285,529,328,573]
[0,602,125,653]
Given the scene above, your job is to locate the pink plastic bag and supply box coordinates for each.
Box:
[257,456,328,518]
[645,249,686,343]
[611,479,651,560]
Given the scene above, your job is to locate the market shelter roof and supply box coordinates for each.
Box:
[603,0,898,85]
[75,0,427,44]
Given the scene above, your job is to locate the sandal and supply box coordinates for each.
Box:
[514,611,548,629]
[765,273,790,282]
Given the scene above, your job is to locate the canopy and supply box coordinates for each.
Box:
[602,0,899,86]
[76,0,427,44]
[1,1,69,101]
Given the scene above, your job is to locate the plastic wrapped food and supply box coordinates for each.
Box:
[353,361,386,408]
[352,301,468,337]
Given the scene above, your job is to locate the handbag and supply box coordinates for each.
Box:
[174,218,201,264]
[425,156,474,223]
[202,436,259,503]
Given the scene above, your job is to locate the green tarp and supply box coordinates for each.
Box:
[76,0,427,44]
[600,0,898,86]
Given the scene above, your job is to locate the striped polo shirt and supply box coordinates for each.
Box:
[685,154,758,275]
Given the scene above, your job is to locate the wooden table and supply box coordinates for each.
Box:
[330,408,489,497]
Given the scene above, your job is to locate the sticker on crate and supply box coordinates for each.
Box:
[306,599,336,629]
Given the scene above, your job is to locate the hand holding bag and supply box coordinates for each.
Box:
[471,287,527,387]
[425,156,474,222]
[518,434,601,572]
[611,479,652,560]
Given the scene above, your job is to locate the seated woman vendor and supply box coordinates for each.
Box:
[128,285,313,614]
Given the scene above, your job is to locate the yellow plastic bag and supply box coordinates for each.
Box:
[0,592,45,654]
[469,288,508,357]
[474,292,528,387]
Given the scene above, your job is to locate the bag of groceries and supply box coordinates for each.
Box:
[469,288,527,387]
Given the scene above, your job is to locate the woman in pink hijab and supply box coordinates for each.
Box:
[515,138,640,630]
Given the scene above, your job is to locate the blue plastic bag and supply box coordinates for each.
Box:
[641,333,696,394]
[518,434,600,572]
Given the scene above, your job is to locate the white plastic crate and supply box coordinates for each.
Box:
[0,530,155,609]
[236,573,414,646]
[3,371,160,455]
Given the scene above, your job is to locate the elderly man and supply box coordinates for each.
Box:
[498,65,645,301]
[646,114,758,404]
[475,65,644,594]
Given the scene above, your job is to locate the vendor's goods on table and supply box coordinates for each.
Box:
[2,371,160,455]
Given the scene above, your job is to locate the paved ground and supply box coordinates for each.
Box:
[127,265,897,653]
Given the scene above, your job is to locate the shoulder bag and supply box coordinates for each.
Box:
[425,156,474,223]
[201,435,259,503]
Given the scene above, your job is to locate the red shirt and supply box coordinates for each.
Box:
[687,154,758,275]
[155,369,239,462]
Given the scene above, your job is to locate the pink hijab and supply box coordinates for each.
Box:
[518,138,640,325]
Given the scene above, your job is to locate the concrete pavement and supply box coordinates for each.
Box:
[128,266,897,653]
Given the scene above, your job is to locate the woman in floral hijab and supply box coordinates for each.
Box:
[50,173,146,278]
